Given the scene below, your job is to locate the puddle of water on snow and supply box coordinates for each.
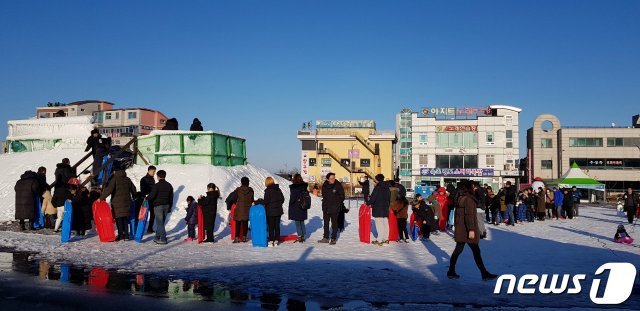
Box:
[0,250,379,310]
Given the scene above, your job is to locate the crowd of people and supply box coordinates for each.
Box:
[13,153,638,280]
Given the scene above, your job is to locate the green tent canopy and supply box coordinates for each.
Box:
[557,162,605,191]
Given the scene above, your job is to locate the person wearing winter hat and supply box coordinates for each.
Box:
[85,129,111,182]
[190,118,204,131]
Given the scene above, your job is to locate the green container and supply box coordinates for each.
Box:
[136,131,246,166]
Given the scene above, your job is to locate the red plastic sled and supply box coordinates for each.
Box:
[388,208,399,242]
[92,201,116,242]
[197,204,204,244]
[230,204,237,240]
[359,204,371,244]
[88,267,109,289]
[279,234,299,242]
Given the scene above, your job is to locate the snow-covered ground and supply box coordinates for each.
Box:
[0,151,639,308]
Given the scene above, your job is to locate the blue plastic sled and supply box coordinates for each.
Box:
[33,196,45,229]
[249,204,267,248]
[96,156,113,184]
[410,223,419,241]
[60,263,71,283]
[61,200,73,243]
[129,200,137,237]
[447,209,455,227]
[134,200,149,243]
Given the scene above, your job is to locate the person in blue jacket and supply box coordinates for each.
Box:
[553,187,564,219]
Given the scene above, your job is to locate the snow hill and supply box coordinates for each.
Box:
[0,149,305,235]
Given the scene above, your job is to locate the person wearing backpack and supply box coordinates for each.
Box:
[289,174,310,243]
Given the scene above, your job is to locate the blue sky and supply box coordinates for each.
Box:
[1,1,638,171]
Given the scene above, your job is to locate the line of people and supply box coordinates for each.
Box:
[481,183,584,227]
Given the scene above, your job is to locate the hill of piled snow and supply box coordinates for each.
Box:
[0,149,305,235]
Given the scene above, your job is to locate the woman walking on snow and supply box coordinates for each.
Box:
[447,180,497,281]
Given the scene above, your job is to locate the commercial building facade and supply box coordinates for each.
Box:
[526,114,640,192]
[396,105,522,192]
[297,120,396,191]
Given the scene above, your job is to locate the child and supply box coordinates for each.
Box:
[391,197,409,243]
[614,224,634,244]
[412,198,435,240]
[41,185,57,229]
[184,196,198,241]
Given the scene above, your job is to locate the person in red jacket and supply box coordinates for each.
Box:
[434,187,449,232]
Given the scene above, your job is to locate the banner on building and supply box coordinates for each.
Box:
[348,149,360,159]
[316,120,376,129]
[420,168,494,177]
[301,151,310,180]
[421,107,492,118]
[435,125,478,132]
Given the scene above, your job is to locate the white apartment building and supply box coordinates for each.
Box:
[396,105,522,191]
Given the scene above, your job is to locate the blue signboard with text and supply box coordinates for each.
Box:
[420,168,494,177]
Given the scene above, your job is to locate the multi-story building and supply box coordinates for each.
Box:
[93,108,168,145]
[396,105,522,191]
[297,120,396,191]
[526,114,640,191]
[36,100,114,119]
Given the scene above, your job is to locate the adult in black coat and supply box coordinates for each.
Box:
[52,159,76,208]
[14,171,39,230]
[288,174,309,242]
[162,118,179,130]
[36,166,47,196]
[140,165,156,233]
[147,170,174,244]
[225,189,238,211]
[368,174,391,244]
[358,177,371,203]
[190,118,203,131]
[263,178,285,245]
[319,173,345,244]
[622,188,639,224]
[368,175,391,218]
[394,178,407,199]
[99,170,137,241]
[71,187,92,236]
[85,130,111,180]
[198,183,220,243]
